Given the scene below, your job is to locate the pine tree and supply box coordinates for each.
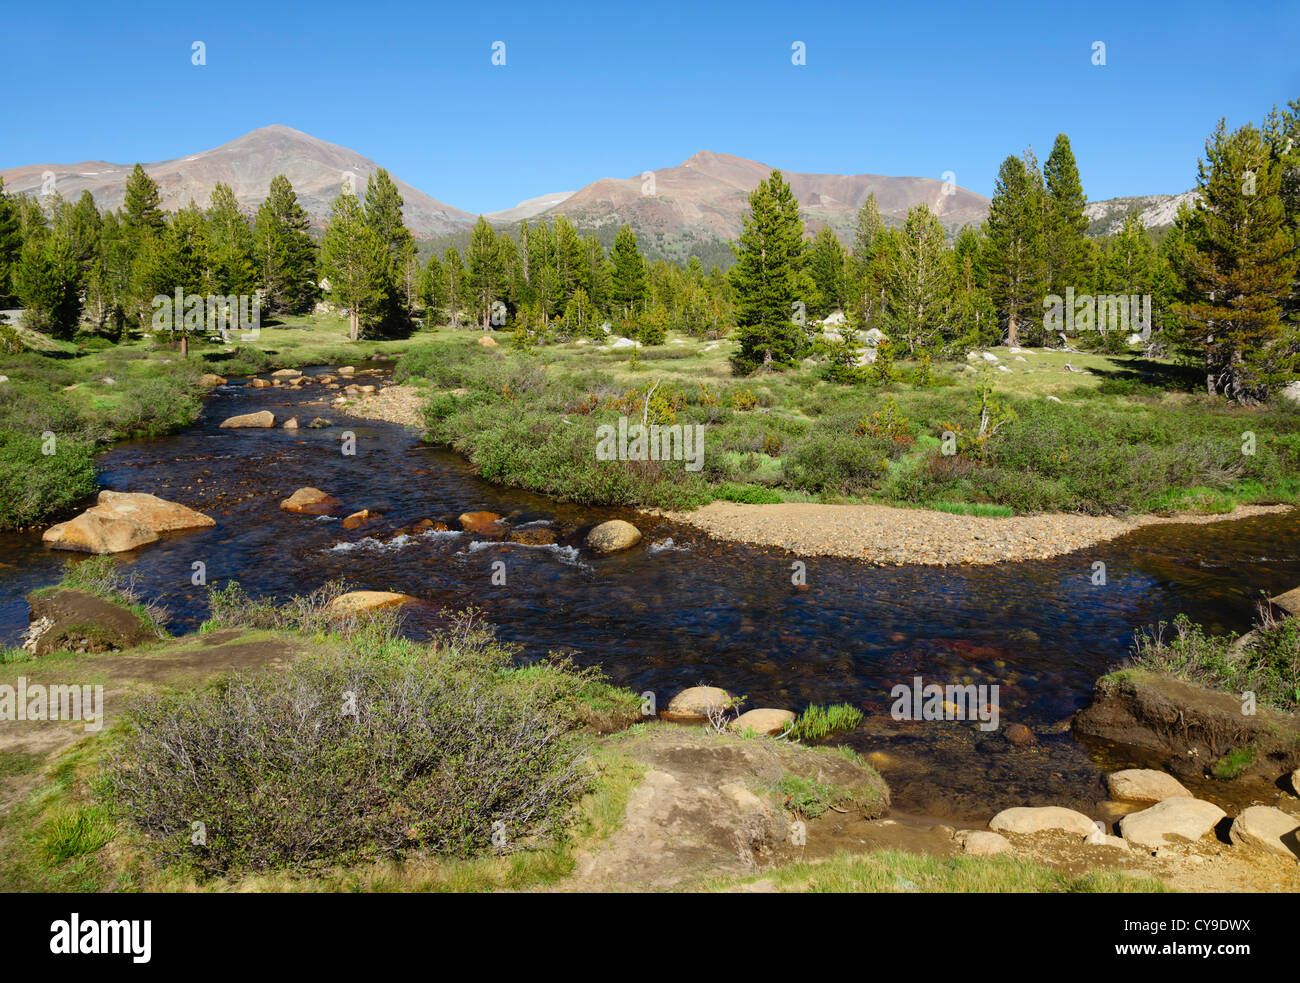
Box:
[1042,134,1092,297]
[882,204,954,356]
[203,183,255,295]
[1173,119,1298,400]
[806,225,849,317]
[15,224,82,338]
[320,190,388,341]
[122,164,166,245]
[420,254,447,328]
[0,178,21,305]
[466,216,505,329]
[610,224,647,317]
[253,175,318,314]
[730,169,806,373]
[984,152,1046,346]
[443,246,466,328]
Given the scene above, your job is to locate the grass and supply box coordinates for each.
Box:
[708,849,1171,893]
[771,774,860,820]
[385,328,1300,517]
[789,703,864,741]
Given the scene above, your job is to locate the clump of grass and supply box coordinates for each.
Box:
[773,775,857,819]
[38,805,116,863]
[1130,606,1300,712]
[201,577,402,644]
[1211,746,1256,780]
[790,703,864,741]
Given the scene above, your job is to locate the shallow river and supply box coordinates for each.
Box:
[3,362,1297,821]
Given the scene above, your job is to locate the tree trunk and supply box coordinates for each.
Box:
[349,311,359,342]
[180,334,188,359]
[1005,311,1020,348]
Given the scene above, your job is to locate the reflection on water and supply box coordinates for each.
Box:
[2,365,1297,822]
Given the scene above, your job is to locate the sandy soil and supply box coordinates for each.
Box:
[653,501,1293,566]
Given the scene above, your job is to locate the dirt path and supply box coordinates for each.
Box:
[653,501,1292,566]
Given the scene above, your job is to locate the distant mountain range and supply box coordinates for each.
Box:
[1,125,1191,265]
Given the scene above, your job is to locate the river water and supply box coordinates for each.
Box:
[3,362,1297,821]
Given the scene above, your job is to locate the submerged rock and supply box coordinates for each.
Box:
[280,487,343,515]
[459,510,505,534]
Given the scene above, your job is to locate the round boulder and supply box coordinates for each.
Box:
[41,512,159,554]
[662,686,735,722]
[586,519,642,554]
[957,830,1013,856]
[1228,805,1300,860]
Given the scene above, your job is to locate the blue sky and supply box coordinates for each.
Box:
[3,0,1297,213]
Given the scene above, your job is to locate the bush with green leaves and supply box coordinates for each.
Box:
[0,431,97,530]
[1130,608,1300,712]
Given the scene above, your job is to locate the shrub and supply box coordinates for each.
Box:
[785,430,893,495]
[0,431,97,530]
[1130,608,1300,712]
[105,647,593,875]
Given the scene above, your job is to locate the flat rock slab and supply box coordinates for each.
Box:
[219,411,276,428]
[989,806,1098,837]
[90,491,215,533]
[1119,798,1226,851]
[1106,769,1192,803]
[1229,806,1300,860]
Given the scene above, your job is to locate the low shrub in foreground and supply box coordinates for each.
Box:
[105,648,594,875]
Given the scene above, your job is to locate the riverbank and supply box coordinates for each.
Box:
[651,500,1295,566]
[336,381,1294,566]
